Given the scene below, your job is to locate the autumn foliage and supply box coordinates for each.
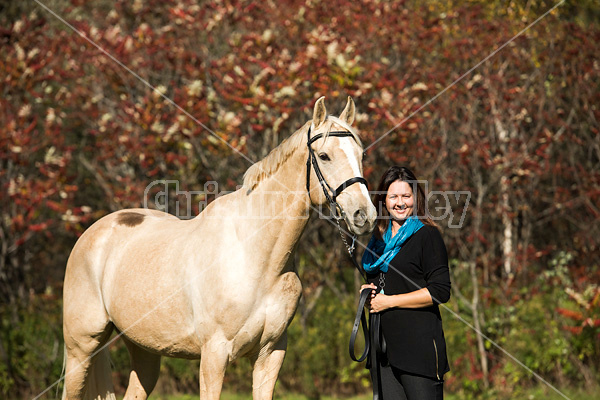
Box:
[1,0,599,398]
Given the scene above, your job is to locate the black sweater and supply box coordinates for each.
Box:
[367,225,451,379]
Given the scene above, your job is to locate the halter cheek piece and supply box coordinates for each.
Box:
[305,126,368,219]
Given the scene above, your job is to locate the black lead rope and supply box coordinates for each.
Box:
[349,288,371,363]
[370,312,385,400]
[350,286,386,400]
[347,246,386,400]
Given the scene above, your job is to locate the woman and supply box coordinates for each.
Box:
[361,166,451,399]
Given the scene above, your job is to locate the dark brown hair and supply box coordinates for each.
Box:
[373,166,437,239]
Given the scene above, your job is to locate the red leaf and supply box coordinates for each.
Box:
[29,223,48,232]
[556,307,583,321]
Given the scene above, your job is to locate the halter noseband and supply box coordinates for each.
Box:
[305,126,368,219]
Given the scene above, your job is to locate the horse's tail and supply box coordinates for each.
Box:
[60,344,67,400]
[61,346,116,400]
[84,348,116,400]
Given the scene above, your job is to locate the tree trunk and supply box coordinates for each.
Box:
[471,177,489,388]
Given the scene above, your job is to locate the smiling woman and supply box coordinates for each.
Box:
[360,166,451,400]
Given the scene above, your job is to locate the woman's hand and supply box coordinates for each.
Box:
[360,283,377,293]
[360,283,377,308]
[360,283,393,313]
[369,292,393,313]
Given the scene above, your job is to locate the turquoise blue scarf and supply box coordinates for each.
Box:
[362,216,424,274]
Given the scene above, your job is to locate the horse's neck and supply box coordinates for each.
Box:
[241,148,312,275]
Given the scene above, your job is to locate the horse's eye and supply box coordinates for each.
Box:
[318,153,331,161]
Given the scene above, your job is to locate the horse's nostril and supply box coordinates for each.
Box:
[353,209,367,226]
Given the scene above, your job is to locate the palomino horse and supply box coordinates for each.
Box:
[62,97,377,400]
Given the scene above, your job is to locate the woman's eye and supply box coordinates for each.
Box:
[318,153,331,161]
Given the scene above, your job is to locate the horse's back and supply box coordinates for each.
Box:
[65,208,177,282]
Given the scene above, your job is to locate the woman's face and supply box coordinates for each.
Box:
[385,180,414,223]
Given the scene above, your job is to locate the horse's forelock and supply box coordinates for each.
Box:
[318,116,362,149]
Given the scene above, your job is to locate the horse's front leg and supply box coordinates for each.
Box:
[199,338,229,400]
[251,332,288,400]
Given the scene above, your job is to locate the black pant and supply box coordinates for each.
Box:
[378,363,444,400]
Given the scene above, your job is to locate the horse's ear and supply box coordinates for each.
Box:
[312,96,327,129]
[339,96,355,125]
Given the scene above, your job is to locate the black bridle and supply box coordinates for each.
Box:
[305,125,368,220]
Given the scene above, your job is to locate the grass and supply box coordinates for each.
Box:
[151,386,598,400]
[152,394,371,400]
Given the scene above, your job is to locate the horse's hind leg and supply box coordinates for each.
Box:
[122,336,161,400]
[63,253,116,400]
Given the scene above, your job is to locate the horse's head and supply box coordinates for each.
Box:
[306,97,377,236]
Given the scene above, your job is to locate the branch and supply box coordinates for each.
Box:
[78,153,119,212]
